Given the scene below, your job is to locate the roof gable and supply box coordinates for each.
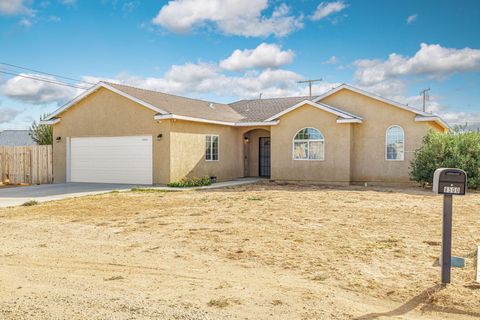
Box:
[264,100,363,122]
[313,84,449,130]
[47,82,245,123]
[313,84,430,116]
[46,82,169,120]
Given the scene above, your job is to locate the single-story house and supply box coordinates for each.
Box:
[41,82,448,185]
[0,130,36,146]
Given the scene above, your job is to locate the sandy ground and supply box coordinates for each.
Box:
[0,182,479,320]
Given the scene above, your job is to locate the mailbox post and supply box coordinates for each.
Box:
[432,168,467,284]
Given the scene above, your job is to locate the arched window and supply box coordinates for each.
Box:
[386,125,404,161]
[293,128,325,160]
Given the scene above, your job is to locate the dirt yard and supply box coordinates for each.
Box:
[0,182,479,320]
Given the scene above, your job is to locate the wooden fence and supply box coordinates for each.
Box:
[0,145,53,185]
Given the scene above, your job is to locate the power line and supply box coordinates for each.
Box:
[0,62,96,86]
[0,70,90,90]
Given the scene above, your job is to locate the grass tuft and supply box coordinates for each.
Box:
[130,188,176,193]
[207,298,229,308]
[207,298,241,308]
[21,200,38,207]
[104,275,124,281]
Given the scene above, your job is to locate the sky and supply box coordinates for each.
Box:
[0,0,479,130]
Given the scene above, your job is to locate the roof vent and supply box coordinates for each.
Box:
[209,103,215,109]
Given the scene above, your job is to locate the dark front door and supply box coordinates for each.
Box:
[259,137,271,177]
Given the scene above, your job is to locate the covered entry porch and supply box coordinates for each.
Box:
[242,128,271,178]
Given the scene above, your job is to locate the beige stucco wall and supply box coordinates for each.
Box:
[271,104,353,183]
[320,89,443,183]
[51,87,171,184]
[168,120,244,182]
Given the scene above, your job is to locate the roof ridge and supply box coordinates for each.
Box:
[231,95,318,104]
[103,81,227,106]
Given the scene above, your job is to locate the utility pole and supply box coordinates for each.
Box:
[298,78,322,97]
[420,88,431,112]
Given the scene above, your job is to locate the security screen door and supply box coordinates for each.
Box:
[259,137,271,177]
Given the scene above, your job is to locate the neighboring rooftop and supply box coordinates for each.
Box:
[0,130,35,146]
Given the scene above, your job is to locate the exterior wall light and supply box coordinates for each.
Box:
[244,136,249,143]
[157,133,163,140]
[56,137,62,143]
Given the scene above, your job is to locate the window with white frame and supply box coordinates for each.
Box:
[205,135,219,161]
[386,125,404,161]
[293,128,325,160]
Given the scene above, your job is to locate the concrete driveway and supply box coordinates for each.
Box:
[0,183,139,208]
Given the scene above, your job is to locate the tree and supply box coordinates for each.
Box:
[410,130,480,188]
[29,114,53,145]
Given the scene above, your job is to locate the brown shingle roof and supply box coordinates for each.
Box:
[107,82,245,123]
[228,96,319,122]
[102,82,360,123]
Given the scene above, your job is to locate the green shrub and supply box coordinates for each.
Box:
[167,176,212,188]
[410,130,480,188]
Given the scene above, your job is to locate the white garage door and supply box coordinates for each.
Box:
[70,136,153,184]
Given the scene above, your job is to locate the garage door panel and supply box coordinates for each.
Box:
[70,136,153,184]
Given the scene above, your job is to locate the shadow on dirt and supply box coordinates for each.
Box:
[355,284,480,319]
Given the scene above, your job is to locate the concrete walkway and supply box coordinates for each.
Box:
[0,178,261,208]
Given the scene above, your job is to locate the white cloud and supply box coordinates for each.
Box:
[0,107,21,124]
[311,1,347,21]
[48,15,61,22]
[354,43,480,86]
[421,101,480,126]
[0,0,32,15]
[152,0,303,37]
[352,43,480,125]
[88,65,300,99]
[0,74,80,104]
[122,1,139,14]
[357,80,406,101]
[85,61,340,100]
[407,14,418,24]
[19,17,32,27]
[220,43,294,71]
[59,0,76,6]
[323,55,338,64]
